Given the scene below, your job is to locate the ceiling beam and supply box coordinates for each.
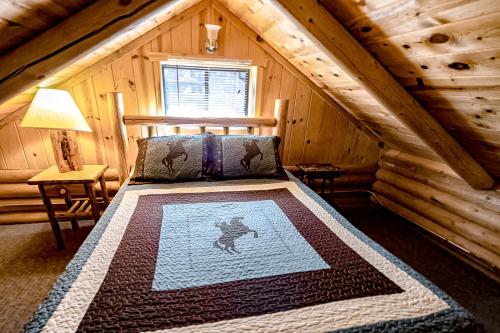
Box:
[275,0,494,189]
[0,0,199,107]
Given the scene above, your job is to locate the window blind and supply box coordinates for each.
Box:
[162,64,250,117]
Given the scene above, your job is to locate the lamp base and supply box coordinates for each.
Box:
[50,129,84,173]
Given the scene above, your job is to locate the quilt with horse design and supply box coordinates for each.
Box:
[24,176,476,333]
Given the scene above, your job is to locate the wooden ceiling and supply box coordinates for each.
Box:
[220,0,435,160]
[0,0,201,117]
[319,0,500,178]
[0,0,498,182]
[0,0,96,55]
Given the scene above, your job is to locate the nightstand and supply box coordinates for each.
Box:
[296,163,344,195]
[28,165,110,249]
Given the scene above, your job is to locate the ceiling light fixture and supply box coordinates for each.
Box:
[205,24,221,54]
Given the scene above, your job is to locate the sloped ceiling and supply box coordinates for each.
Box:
[0,0,96,55]
[0,0,498,180]
[219,0,436,160]
[0,0,202,117]
[318,0,500,177]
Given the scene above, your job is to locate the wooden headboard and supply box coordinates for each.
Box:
[106,92,289,183]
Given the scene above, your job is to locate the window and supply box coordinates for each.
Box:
[161,60,255,117]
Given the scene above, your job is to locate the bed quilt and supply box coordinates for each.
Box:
[24,175,476,332]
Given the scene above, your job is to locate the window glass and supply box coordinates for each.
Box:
[162,64,250,117]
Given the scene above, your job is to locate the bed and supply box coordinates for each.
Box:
[24,96,476,332]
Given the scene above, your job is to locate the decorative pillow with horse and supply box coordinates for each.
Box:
[131,134,209,182]
[207,135,287,180]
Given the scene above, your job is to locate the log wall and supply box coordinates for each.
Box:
[372,150,500,276]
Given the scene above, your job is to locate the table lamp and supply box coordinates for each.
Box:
[21,88,92,173]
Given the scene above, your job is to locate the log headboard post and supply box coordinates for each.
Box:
[106,92,130,184]
[273,99,289,158]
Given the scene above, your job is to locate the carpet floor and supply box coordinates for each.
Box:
[0,198,498,332]
[0,221,93,333]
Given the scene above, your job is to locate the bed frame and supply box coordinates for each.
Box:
[106,92,289,183]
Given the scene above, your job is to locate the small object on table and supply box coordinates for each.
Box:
[27,165,110,250]
[296,163,344,195]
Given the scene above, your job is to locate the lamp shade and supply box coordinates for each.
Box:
[21,88,92,132]
[205,24,221,40]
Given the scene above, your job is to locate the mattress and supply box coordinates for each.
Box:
[24,174,476,332]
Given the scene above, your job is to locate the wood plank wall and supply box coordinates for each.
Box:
[0,3,380,171]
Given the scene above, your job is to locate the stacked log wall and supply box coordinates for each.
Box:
[372,150,500,276]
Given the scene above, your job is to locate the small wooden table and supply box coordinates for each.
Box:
[28,165,110,249]
[296,164,344,195]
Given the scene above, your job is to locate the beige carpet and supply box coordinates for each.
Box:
[0,221,93,333]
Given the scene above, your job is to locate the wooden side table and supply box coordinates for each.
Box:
[28,165,110,249]
[296,164,344,195]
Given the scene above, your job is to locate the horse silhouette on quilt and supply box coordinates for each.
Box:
[214,217,258,254]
